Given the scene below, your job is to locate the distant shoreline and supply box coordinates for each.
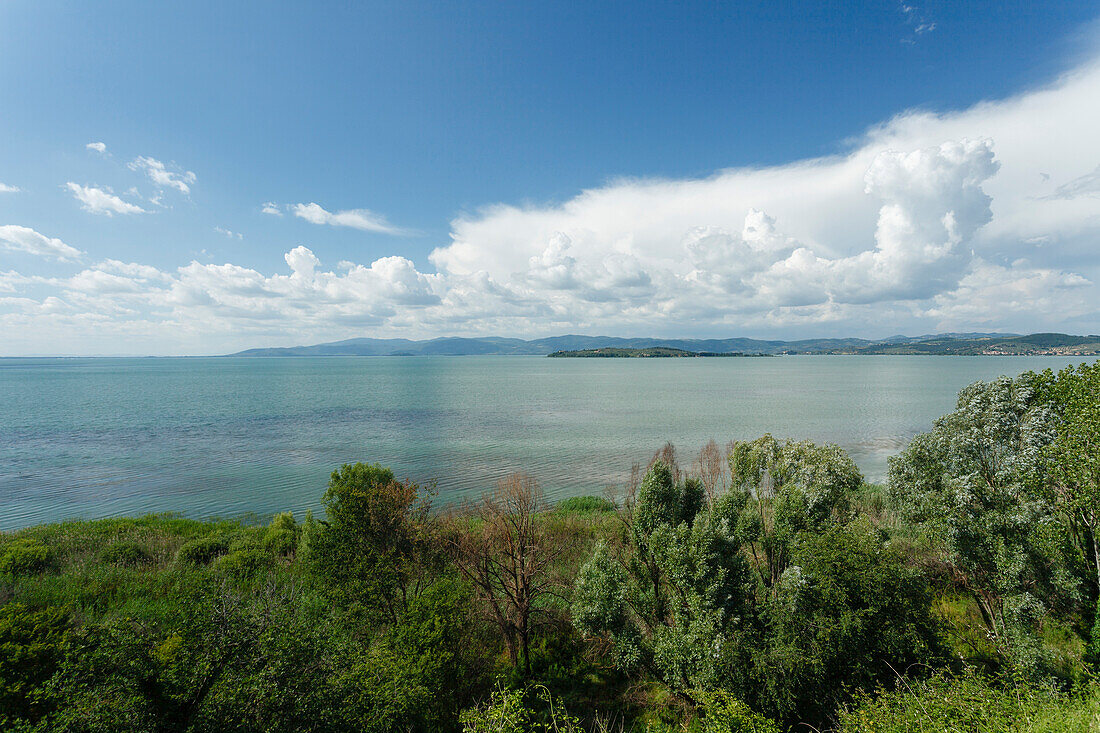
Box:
[225,332,1100,358]
[548,347,775,358]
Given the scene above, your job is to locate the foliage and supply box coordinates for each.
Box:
[888,373,1078,671]
[573,460,751,697]
[727,434,863,590]
[0,538,52,577]
[694,689,779,733]
[341,578,483,732]
[0,603,69,728]
[99,540,153,567]
[296,509,319,563]
[556,496,616,513]
[446,474,562,675]
[1035,362,1100,667]
[460,685,583,733]
[176,535,229,566]
[837,670,1100,733]
[314,462,439,622]
[740,518,944,725]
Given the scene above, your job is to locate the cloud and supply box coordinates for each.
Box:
[899,3,936,43]
[290,202,404,234]
[214,226,243,240]
[0,225,83,261]
[0,182,18,193]
[65,183,148,216]
[1043,164,1100,200]
[261,202,282,216]
[128,156,196,194]
[86,142,107,154]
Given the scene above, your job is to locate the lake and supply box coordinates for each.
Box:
[1,355,1094,530]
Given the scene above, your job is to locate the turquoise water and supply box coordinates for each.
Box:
[0,355,1094,530]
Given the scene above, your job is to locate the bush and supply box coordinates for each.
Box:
[297,509,319,563]
[460,685,583,732]
[556,496,616,513]
[263,528,297,557]
[176,535,228,566]
[696,689,780,733]
[215,547,273,578]
[269,512,297,532]
[837,670,1100,732]
[0,538,51,576]
[0,603,69,728]
[99,541,152,567]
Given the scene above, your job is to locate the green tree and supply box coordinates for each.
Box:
[341,578,483,733]
[727,435,862,591]
[888,374,1076,670]
[1035,361,1100,666]
[314,462,440,622]
[571,460,751,700]
[743,519,943,725]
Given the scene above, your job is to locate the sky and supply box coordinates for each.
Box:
[1,1,1099,355]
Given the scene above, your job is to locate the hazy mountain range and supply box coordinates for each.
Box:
[230,332,1100,357]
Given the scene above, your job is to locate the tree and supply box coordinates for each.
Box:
[571,460,751,699]
[693,439,727,499]
[1035,361,1100,665]
[888,374,1076,669]
[445,474,561,676]
[314,462,439,623]
[727,435,862,592]
[744,519,943,725]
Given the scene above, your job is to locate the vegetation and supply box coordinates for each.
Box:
[2,362,1099,730]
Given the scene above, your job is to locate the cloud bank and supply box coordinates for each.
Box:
[2,51,1100,354]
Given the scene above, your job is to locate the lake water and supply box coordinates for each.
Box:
[1,355,1094,530]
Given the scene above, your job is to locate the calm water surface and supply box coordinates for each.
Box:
[1,355,1094,530]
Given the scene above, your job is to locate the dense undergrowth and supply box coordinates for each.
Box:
[2,361,1099,731]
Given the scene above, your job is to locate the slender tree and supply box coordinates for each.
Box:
[445,474,561,675]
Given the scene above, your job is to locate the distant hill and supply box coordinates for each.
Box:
[547,347,772,358]
[228,332,1100,357]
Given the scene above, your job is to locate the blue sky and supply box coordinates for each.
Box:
[1,1,1099,354]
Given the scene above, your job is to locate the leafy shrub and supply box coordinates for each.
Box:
[695,689,780,733]
[0,603,69,728]
[0,538,51,576]
[296,509,319,563]
[269,511,297,532]
[99,541,152,567]
[460,685,583,732]
[215,547,273,578]
[837,670,1100,732]
[263,528,296,557]
[556,496,616,513]
[176,535,228,566]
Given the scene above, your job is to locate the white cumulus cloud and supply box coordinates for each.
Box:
[0,182,19,193]
[129,156,196,195]
[86,142,107,154]
[66,183,148,216]
[290,202,404,234]
[0,225,83,261]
